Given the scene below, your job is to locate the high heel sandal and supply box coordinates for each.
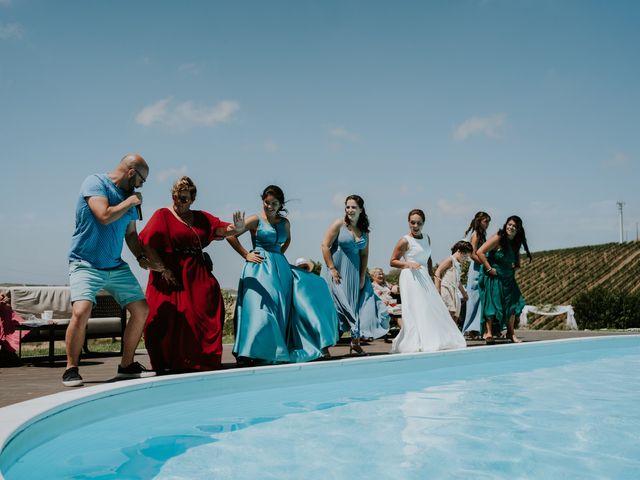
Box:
[349,339,368,356]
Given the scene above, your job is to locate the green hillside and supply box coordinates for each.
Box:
[517,241,640,306]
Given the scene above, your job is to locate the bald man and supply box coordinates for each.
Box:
[64,154,155,386]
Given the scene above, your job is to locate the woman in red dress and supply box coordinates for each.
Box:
[139,176,244,373]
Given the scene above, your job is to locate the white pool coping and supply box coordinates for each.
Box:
[1,335,638,479]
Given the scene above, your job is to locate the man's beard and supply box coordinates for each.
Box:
[124,177,136,193]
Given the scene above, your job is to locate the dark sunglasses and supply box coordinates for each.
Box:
[175,194,191,203]
[133,168,146,184]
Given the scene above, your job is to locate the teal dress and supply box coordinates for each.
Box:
[479,247,525,334]
[233,218,338,363]
[323,225,389,339]
[289,267,339,362]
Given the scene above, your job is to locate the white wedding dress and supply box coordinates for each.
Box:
[391,235,467,353]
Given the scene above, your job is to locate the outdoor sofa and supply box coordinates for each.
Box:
[4,286,126,363]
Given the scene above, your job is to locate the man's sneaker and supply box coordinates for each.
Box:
[117,361,156,379]
[62,367,84,387]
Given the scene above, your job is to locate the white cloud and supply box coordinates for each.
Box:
[264,140,278,153]
[135,97,239,130]
[329,126,359,142]
[436,196,474,216]
[156,166,188,183]
[453,113,506,141]
[0,22,25,40]
[178,63,201,75]
[136,98,171,126]
[605,152,629,167]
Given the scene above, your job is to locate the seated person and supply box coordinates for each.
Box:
[0,291,25,366]
[370,267,402,316]
[295,257,323,276]
[294,257,316,273]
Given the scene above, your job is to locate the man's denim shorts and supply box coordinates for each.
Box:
[69,261,146,306]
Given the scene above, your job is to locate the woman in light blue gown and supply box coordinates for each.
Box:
[227,185,337,364]
[321,195,389,355]
[462,212,491,337]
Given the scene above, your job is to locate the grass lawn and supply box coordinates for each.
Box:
[19,338,141,358]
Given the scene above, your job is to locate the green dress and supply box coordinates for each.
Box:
[479,247,525,334]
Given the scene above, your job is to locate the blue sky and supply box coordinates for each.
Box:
[1,0,638,288]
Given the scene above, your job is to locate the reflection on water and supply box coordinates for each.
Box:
[157,354,640,480]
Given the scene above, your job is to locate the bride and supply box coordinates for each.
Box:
[389,209,467,353]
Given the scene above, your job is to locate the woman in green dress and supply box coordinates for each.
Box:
[477,215,532,344]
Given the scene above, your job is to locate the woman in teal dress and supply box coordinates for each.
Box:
[321,194,389,355]
[227,185,337,364]
[477,215,532,344]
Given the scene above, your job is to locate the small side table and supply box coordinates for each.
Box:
[17,320,70,366]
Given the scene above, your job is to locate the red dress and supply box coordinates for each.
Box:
[139,208,230,372]
[0,303,25,354]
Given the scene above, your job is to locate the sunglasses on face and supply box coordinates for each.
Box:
[133,168,146,184]
[175,195,191,203]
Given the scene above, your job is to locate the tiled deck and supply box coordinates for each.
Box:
[0,329,634,408]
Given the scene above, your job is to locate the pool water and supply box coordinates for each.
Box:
[2,337,639,479]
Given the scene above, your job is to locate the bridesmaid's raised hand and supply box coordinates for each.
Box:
[406,261,421,270]
[233,211,245,231]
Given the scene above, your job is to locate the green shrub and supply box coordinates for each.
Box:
[311,260,322,275]
[222,290,237,343]
[461,260,470,285]
[386,269,401,285]
[573,287,640,330]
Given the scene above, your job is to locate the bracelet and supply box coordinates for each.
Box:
[329,266,337,271]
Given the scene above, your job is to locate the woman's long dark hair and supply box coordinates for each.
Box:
[498,215,532,267]
[344,194,370,234]
[262,185,288,218]
[465,211,491,243]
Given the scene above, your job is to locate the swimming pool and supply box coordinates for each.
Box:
[1,336,639,479]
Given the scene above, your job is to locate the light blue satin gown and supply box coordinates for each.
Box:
[462,233,486,334]
[233,218,337,363]
[462,262,482,333]
[323,225,389,339]
[289,267,339,362]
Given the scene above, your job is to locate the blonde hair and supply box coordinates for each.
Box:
[369,267,384,277]
[171,176,197,201]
